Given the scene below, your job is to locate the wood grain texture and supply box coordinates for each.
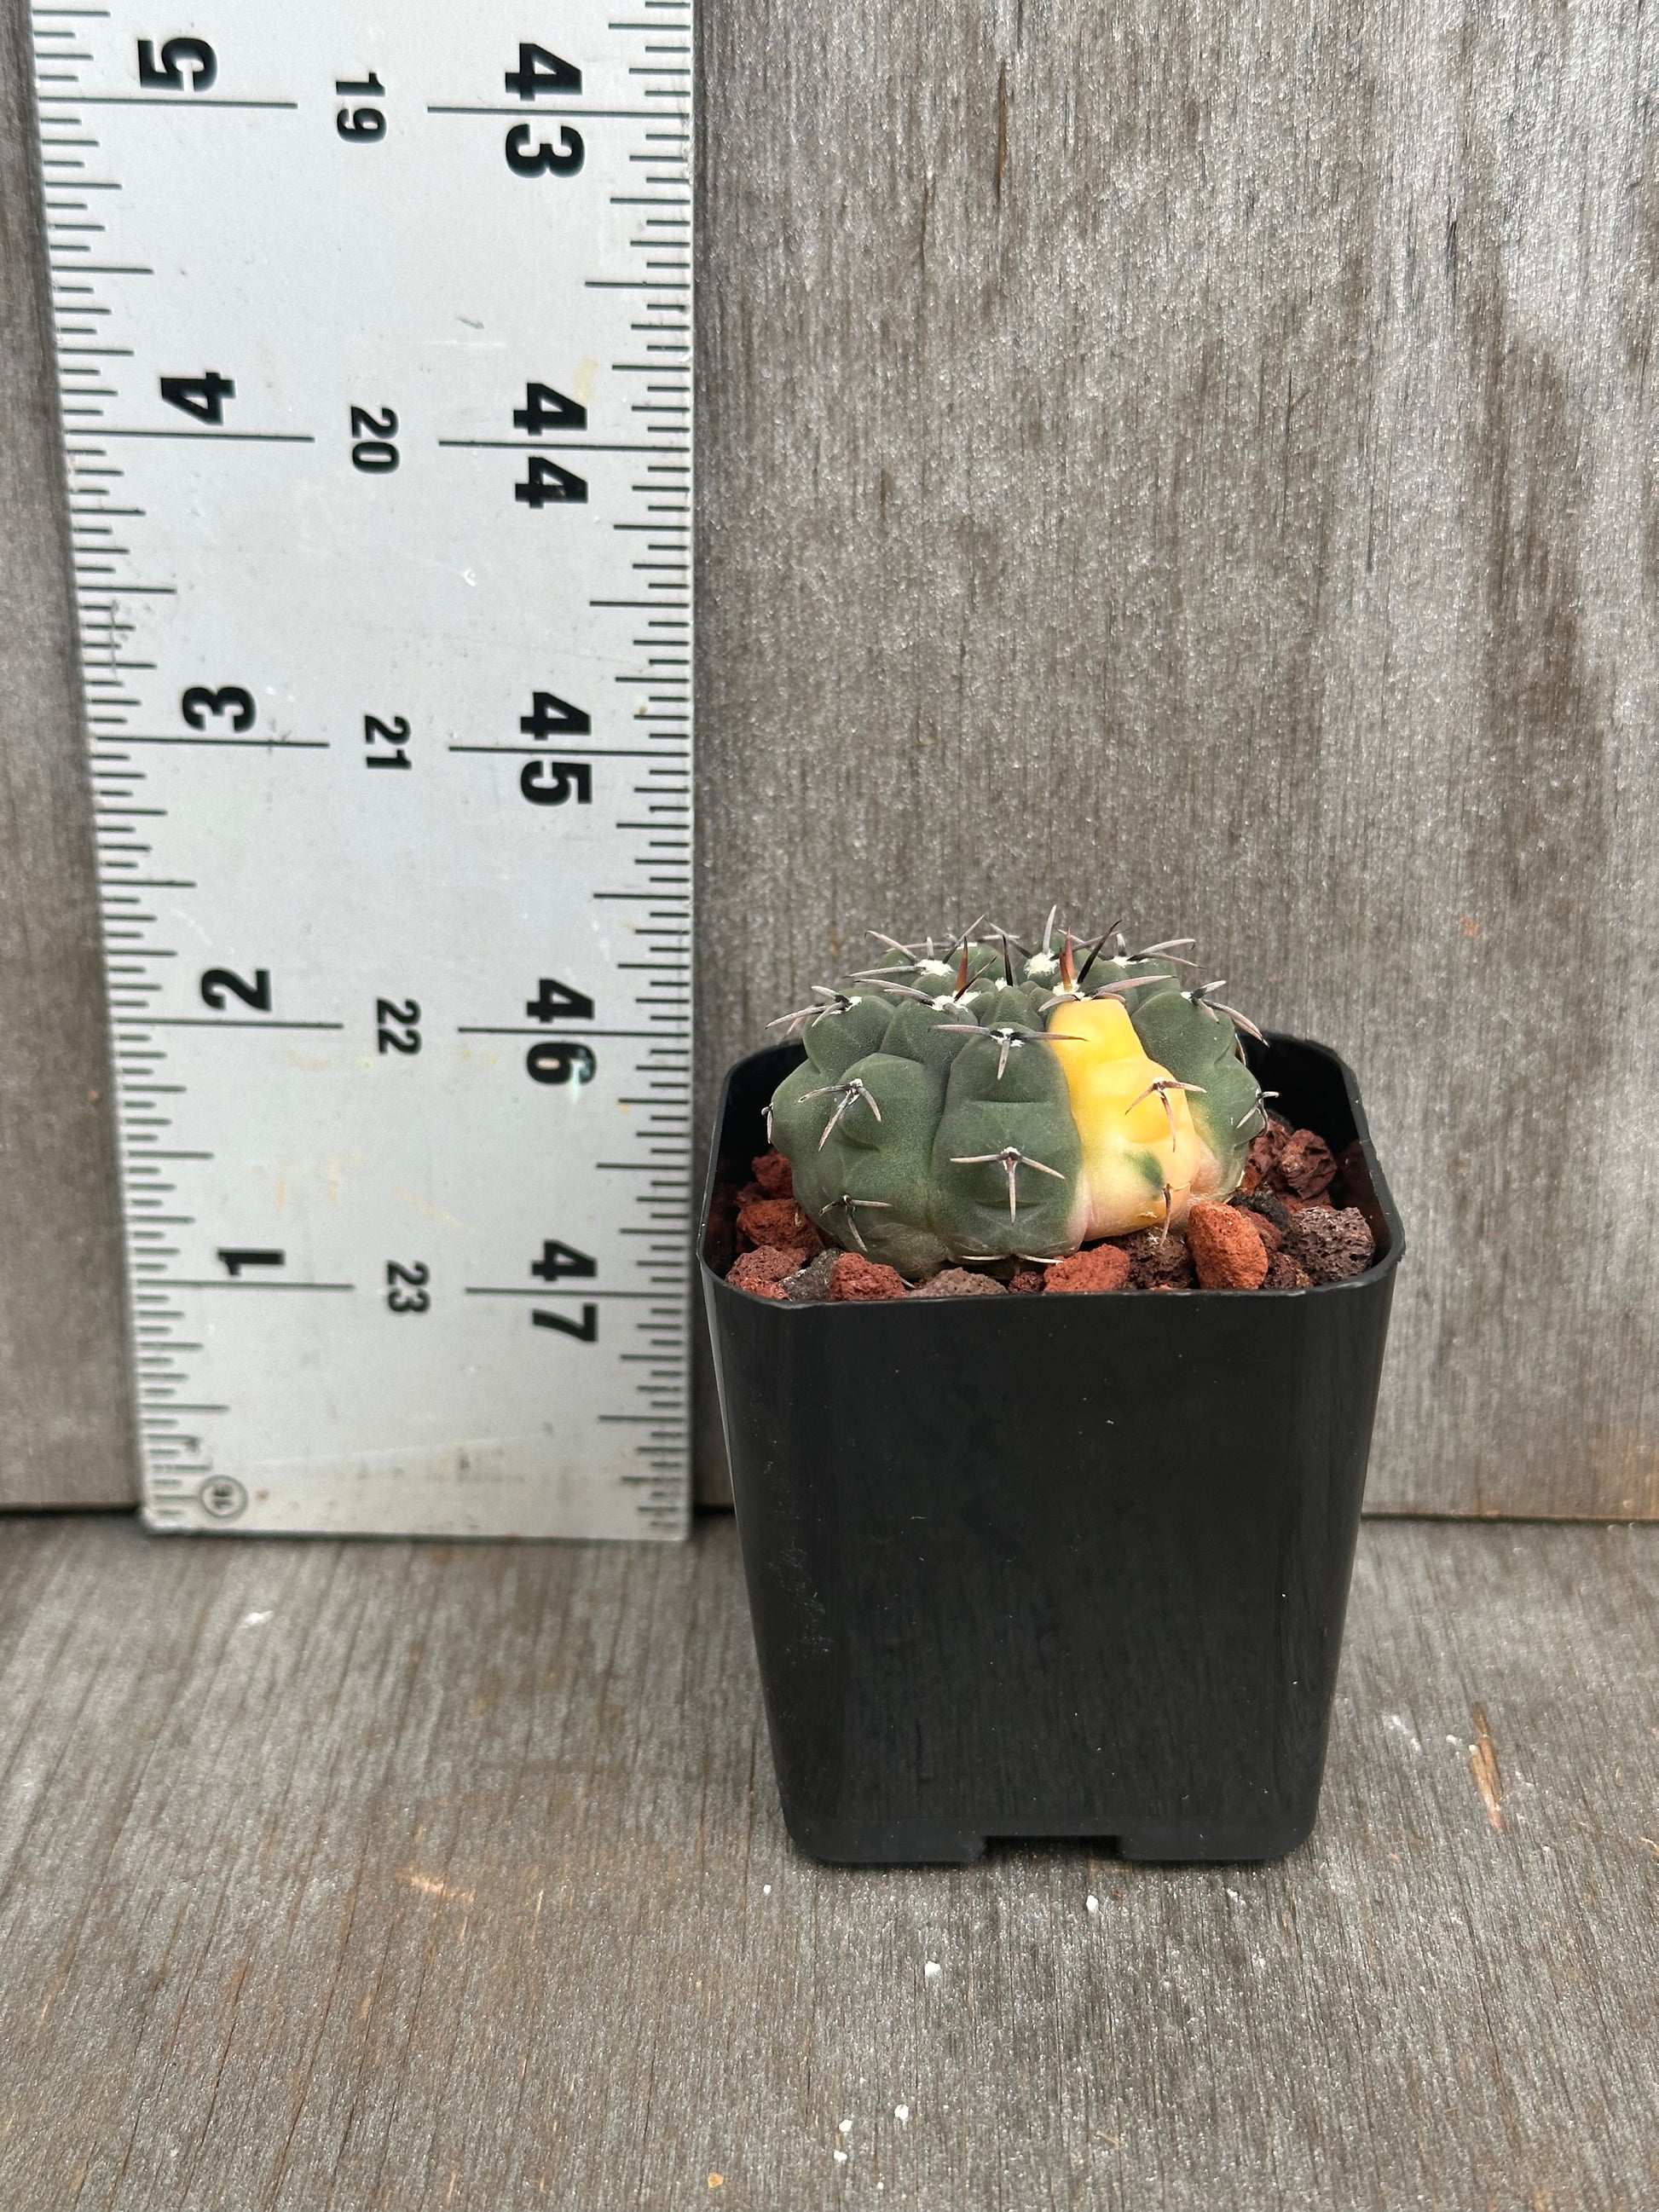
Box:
[0,1511,1655,2209]
[0,0,135,1506]
[693,0,1659,1514]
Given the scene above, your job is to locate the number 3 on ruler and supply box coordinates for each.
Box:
[506,124,582,176]
[182,684,253,731]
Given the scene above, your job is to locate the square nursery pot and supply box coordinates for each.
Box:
[700,1033,1404,1866]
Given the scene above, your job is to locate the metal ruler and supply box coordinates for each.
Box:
[31,2,693,1537]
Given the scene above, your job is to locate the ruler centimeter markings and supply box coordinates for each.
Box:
[32,3,692,1537]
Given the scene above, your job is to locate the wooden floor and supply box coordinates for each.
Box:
[0,1514,1654,2211]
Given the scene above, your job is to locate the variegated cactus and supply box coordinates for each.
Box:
[766,914,1269,1278]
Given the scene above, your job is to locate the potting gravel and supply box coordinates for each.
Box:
[725,1130,1376,1300]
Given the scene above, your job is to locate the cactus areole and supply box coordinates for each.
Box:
[767,917,1269,1279]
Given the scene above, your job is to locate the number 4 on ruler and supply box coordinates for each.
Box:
[515,383,586,434]
[516,455,587,507]
[160,371,234,424]
[532,1239,596,1281]
[506,44,581,96]
[520,690,589,738]
[526,977,593,1022]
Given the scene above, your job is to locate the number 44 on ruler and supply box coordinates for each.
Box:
[34,3,694,1536]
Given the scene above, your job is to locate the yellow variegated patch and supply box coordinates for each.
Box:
[1044,997,1224,1236]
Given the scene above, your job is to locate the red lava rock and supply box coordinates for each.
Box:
[1277,1129,1338,1199]
[736,1193,822,1256]
[1119,1230,1195,1289]
[1187,1201,1269,1290]
[1231,1197,1283,1253]
[1282,1192,1335,1214]
[829,1252,908,1302]
[725,1246,799,1295]
[782,1250,838,1302]
[1008,1268,1047,1295]
[1244,1124,1289,1191]
[1284,1206,1375,1284]
[750,1148,794,1198]
[1237,1188,1293,1237]
[910,1267,1009,1299]
[1264,1250,1312,1289]
[1043,1244,1131,1295]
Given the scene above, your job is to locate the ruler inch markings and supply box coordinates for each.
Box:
[37,0,693,1539]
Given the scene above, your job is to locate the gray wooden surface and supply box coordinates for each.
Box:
[0,1510,1655,2209]
[2,2,1656,1513]
[0,0,133,1506]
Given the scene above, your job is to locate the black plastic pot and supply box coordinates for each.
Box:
[700,1033,1403,1865]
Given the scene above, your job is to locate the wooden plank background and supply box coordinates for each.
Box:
[3,0,1656,1514]
[2,1511,1656,2208]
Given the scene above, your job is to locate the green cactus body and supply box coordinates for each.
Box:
[766,923,1265,1273]
[1122,976,1267,1199]
[789,990,893,1078]
[771,994,958,1277]
[931,1025,1084,1256]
